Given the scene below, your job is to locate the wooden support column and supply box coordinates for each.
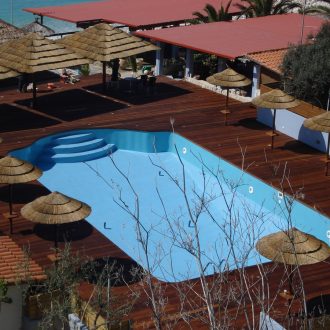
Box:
[155,41,164,76]
[185,49,193,78]
[251,63,261,98]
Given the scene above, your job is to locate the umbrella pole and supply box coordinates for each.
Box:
[325,133,330,176]
[221,89,230,126]
[271,108,277,149]
[31,74,37,109]
[102,61,107,93]
[9,184,13,215]
[55,224,59,250]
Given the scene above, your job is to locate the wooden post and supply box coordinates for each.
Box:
[102,62,107,93]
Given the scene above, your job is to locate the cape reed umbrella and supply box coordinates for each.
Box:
[304,112,330,176]
[0,33,90,108]
[21,191,91,249]
[252,89,300,149]
[57,23,159,92]
[207,68,251,125]
[0,156,42,234]
[256,228,330,315]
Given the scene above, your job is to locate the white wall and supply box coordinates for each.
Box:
[0,286,23,330]
[257,108,328,152]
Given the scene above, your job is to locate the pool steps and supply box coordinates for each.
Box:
[37,132,117,164]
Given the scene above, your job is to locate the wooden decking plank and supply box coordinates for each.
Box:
[0,75,330,328]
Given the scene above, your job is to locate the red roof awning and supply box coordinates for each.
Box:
[135,14,326,59]
[24,0,243,28]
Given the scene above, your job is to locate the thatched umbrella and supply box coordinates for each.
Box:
[252,89,300,149]
[0,19,25,44]
[256,227,330,313]
[0,33,90,108]
[207,68,251,125]
[0,64,19,79]
[304,112,330,175]
[21,20,55,37]
[21,191,91,249]
[57,23,159,92]
[256,228,330,266]
[0,156,42,233]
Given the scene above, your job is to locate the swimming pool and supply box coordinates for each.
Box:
[11,129,330,282]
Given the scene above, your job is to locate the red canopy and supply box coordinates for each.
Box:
[24,0,243,28]
[135,14,326,59]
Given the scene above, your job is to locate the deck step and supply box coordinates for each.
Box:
[49,138,106,154]
[38,144,117,164]
[52,132,96,145]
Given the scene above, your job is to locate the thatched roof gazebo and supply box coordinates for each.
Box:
[57,23,159,91]
[0,33,90,108]
[21,21,55,37]
[0,64,19,79]
[0,19,25,44]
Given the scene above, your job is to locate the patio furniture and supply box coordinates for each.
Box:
[148,76,157,95]
[57,23,159,92]
[0,33,89,108]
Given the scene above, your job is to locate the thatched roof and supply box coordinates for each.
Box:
[0,64,19,79]
[256,227,330,266]
[207,68,251,88]
[0,156,42,184]
[57,23,159,62]
[21,21,55,37]
[21,191,91,225]
[304,111,330,133]
[252,89,300,109]
[0,19,25,44]
[0,33,90,73]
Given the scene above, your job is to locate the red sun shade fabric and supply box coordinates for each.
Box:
[136,14,326,59]
[24,0,243,28]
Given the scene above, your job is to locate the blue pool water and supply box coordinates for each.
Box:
[11,129,330,282]
[1,0,100,32]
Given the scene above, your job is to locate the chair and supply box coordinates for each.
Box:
[141,65,152,74]
[148,76,157,95]
[139,74,148,91]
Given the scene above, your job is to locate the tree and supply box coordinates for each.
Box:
[304,0,330,18]
[236,0,302,17]
[21,244,136,330]
[281,22,330,109]
[192,1,233,23]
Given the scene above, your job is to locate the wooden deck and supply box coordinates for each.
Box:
[1,74,330,328]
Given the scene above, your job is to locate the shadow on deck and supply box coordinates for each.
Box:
[83,81,192,105]
[15,89,128,122]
